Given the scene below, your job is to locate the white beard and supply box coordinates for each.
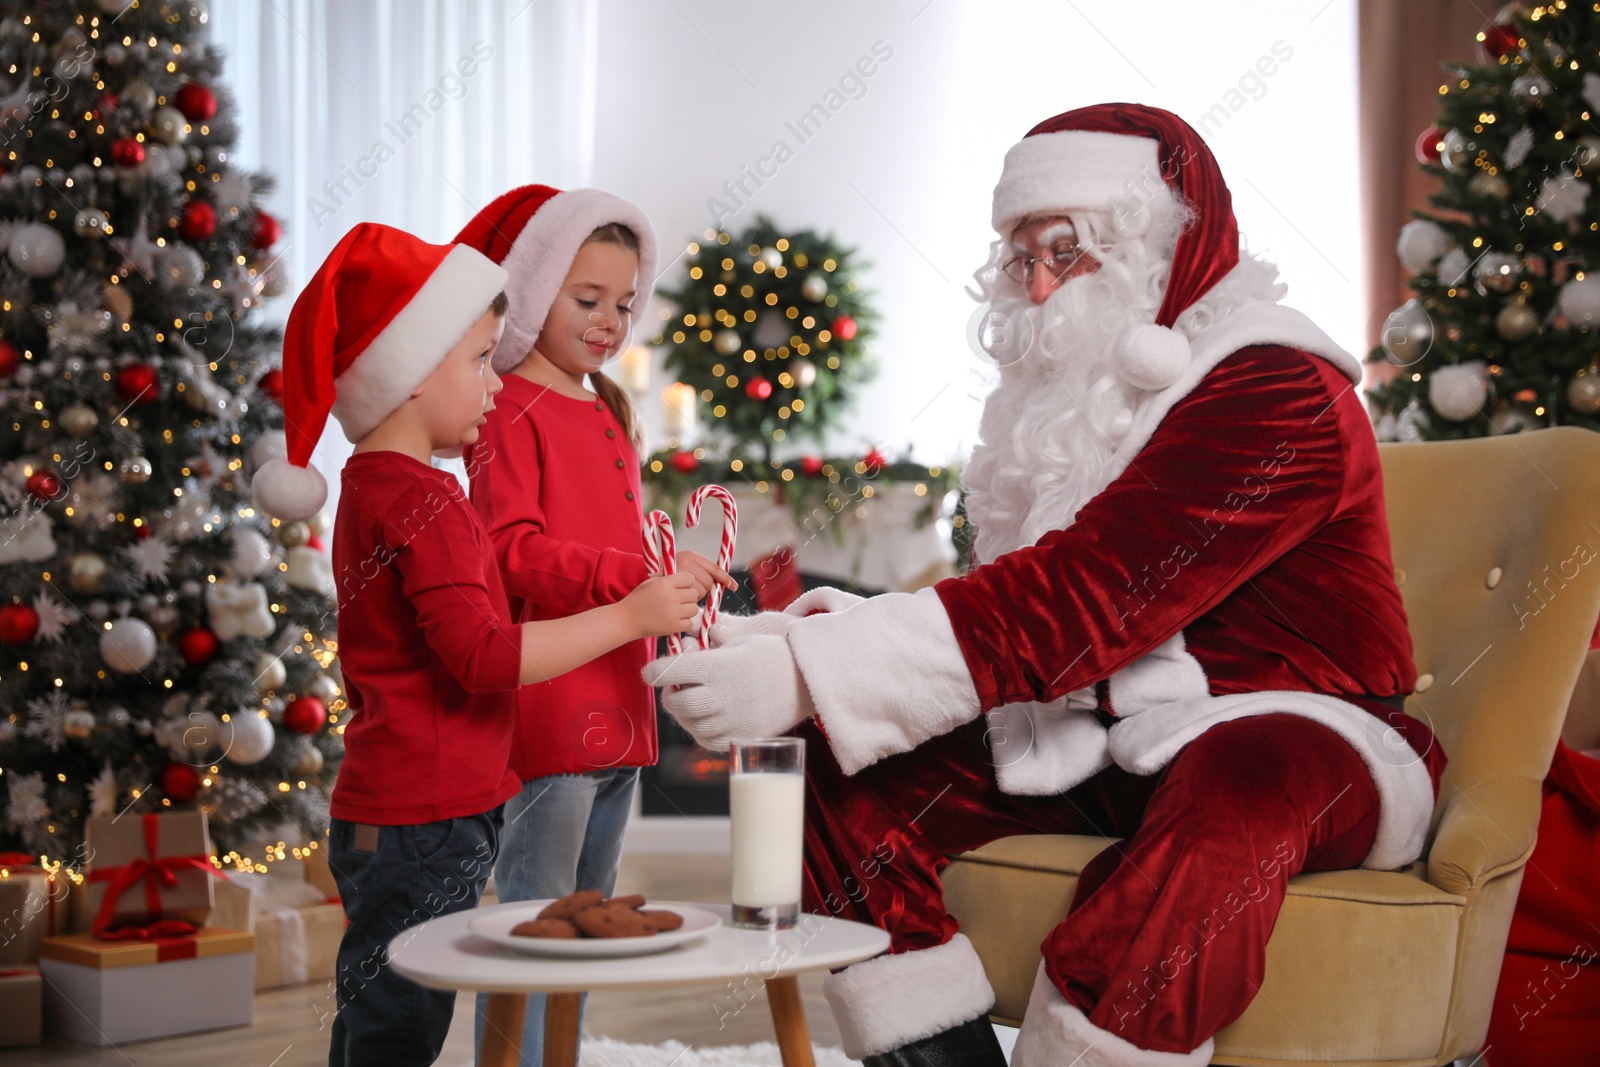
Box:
[962,267,1164,566]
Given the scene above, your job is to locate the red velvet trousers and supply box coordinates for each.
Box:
[796,711,1381,1053]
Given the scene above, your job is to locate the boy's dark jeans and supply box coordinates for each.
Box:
[327,808,503,1067]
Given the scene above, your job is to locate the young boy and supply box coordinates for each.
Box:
[252,222,699,1066]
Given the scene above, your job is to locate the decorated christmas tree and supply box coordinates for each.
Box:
[0,0,341,868]
[1369,2,1600,440]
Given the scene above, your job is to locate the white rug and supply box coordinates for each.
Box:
[576,1035,856,1065]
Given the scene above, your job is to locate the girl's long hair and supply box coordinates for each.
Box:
[583,223,645,453]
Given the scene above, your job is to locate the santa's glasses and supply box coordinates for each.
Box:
[1000,242,1088,286]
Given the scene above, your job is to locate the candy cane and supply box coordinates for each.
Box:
[640,509,682,655]
[686,484,738,649]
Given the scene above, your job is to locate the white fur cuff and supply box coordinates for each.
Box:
[1012,962,1214,1067]
[821,933,995,1060]
[788,587,982,776]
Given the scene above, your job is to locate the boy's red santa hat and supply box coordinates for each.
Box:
[991,102,1241,392]
[453,184,657,374]
[252,222,508,521]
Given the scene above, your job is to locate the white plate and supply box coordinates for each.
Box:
[468,901,721,959]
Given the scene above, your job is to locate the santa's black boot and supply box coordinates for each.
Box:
[859,1014,1008,1067]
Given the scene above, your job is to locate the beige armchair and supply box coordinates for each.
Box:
[944,426,1600,1066]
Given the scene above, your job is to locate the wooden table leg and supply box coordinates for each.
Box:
[544,991,583,1067]
[480,992,527,1067]
[766,975,816,1067]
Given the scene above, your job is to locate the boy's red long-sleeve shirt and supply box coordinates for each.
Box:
[466,375,657,780]
[329,450,522,824]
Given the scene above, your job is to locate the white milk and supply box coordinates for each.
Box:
[729,772,806,907]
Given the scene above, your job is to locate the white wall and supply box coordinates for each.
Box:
[589,0,1363,467]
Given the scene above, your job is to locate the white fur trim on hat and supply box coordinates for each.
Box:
[495,188,658,374]
[993,129,1161,236]
[1011,962,1214,1067]
[251,458,329,522]
[822,933,995,1060]
[1115,324,1192,391]
[328,244,508,444]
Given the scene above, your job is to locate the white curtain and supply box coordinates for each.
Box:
[207,0,599,512]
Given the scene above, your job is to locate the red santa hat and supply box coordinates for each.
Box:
[991,103,1241,391]
[252,222,508,521]
[453,184,658,374]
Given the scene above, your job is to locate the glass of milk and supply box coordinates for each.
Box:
[728,736,806,929]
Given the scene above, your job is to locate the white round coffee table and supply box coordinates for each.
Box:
[388,900,890,1067]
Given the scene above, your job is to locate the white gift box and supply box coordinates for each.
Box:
[37,929,254,1046]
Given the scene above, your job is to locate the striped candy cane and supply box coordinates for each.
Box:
[686,484,738,650]
[640,509,682,655]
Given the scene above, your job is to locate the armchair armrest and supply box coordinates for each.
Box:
[1427,775,1543,896]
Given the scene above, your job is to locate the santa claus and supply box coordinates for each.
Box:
[644,103,1446,1067]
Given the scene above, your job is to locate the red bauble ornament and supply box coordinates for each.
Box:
[174,83,217,122]
[257,368,284,403]
[133,522,153,540]
[832,315,858,341]
[283,696,327,735]
[669,450,699,473]
[0,603,40,645]
[0,339,19,378]
[1480,22,1520,60]
[161,762,200,803]
[26,470,61,501]
[861,448,887,474]
[110,136,145,168]
[252,212,281,250]
[800,455,824,476]
[177,626,219,666]
[179,200,216,241]
[745,377,774,401]
[97,92,121,116]
[1415,127,1444,165]
[116,363,159,404]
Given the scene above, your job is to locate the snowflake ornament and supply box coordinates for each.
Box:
[125,534,176,585]
[23,691,73,751]
[89,763,119,817]
[31,590,75,642]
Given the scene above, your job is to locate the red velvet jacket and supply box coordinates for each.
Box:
[934,345,1447,795]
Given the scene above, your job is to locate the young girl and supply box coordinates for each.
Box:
[457,186,733,1063]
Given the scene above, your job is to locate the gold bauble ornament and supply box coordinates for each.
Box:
[1495,301,1539,343]
[61,402,99,436]
[292,745,324,776]
[1569,360,1600,416]
[118,456,153,484]
[68,551,108,593]
[63,709,95,739]
[278,521,310,548]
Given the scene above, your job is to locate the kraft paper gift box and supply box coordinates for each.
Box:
[73,811,214,933]
[0,967,42,1047]
[0,854,67,965]
[37,928,253,1046]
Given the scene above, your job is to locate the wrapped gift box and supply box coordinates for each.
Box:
[0,855,66,964]
[38,928,253,1045]
[74,812,214,934]
[205,866,343,989]
[0,967,42,1047]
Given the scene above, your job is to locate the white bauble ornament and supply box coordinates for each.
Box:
[9,223,65,277]
[801,274,828,301]
[1558,276,1600,326]
[1428,360,1491,421]
[122,79,156,111]
[790,357,817,388]
[74,208,111,238]
[308,510,332,538]
[205,581,274,641]
[1396,220,1453,273]
[759,248,782,269]
[254,653,288,694]
[155,243,205,291]
[222,712,274,765]
[308,674,340,702]
[713,329,741,355]
[250,431,287,471]
[1441,129,1474,172]
[1380,299,1434,365]
[148,105,190,145]
[231,527,274,578]
[101,617,157,673]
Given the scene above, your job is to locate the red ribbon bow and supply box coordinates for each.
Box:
[88,814,212,935]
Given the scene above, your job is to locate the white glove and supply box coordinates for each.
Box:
[641,635,815,750]
[706,585,867,647]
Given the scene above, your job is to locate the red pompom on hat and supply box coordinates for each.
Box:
[454,184,657,374]
[252,222,508,521]
[991,103,1241,391]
